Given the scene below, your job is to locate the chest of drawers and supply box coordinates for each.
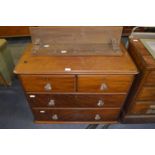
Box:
[122,38,155,123]
[14,26,138,124]
[14,44,137,124]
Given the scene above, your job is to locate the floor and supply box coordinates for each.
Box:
[0,37,155,129]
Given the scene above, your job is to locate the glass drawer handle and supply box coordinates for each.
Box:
[95,114,101,121]
[52,114,58,120]
[48,99,55,106]
[97,100,104,107]
[100,83,108,91]
[44,83,52,91]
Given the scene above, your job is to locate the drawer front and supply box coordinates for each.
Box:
[33,108,120,122]
[27,94,76,107]
[27,94,126,108]
[77,75,133,93]
[20,75,75,92]
[137,87,155,101]
[75,94,126,108]
[129,102,155,115]
[145,71,155,86]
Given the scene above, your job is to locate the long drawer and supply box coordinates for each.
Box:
[77,75,133,93]
[129,101,155,115]
[27,93,126,108]
[33,108,120,122]
[20,75,75,92]
[137,86,155,101]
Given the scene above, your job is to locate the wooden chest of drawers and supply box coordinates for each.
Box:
[122,38,155,123]
[14,44,137,124]
[14,26,137,124]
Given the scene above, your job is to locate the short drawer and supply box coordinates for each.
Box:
[129,101,155,115]
[27,93,126,108]
[137,86,155,101]
[33,108,120,122]
[77,75,133,93]
[145,71,155,86]
[20,75,75,92]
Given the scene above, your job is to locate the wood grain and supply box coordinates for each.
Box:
[137,86,155,101]
[129,101,155,115]
[130,39,155,69]
[123,115,155,123]
[14,43,138,75]
[122,38,155,123]
[145,71,155,86]
[20,75,75,92]
[13,27,138,124]
[78,75,133,93]
[33,108,120,122]
[27,93,126,108]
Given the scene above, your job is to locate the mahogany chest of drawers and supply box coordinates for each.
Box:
[14,27,138,124]
[122,38,155,123]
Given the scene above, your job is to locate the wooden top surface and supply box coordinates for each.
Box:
[130,38,155,70]
[14,43,138,75]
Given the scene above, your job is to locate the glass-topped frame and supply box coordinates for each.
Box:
[30,26,123,56]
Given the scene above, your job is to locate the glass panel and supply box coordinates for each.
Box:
[29,26,123,56]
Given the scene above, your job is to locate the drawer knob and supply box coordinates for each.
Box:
[100,83,108,91]
[48,99,55,106]
[52,114,58,120]
[95,114,101,121]
[40,110,46,114]
[97,100,104,107]
[44,83,52,91]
